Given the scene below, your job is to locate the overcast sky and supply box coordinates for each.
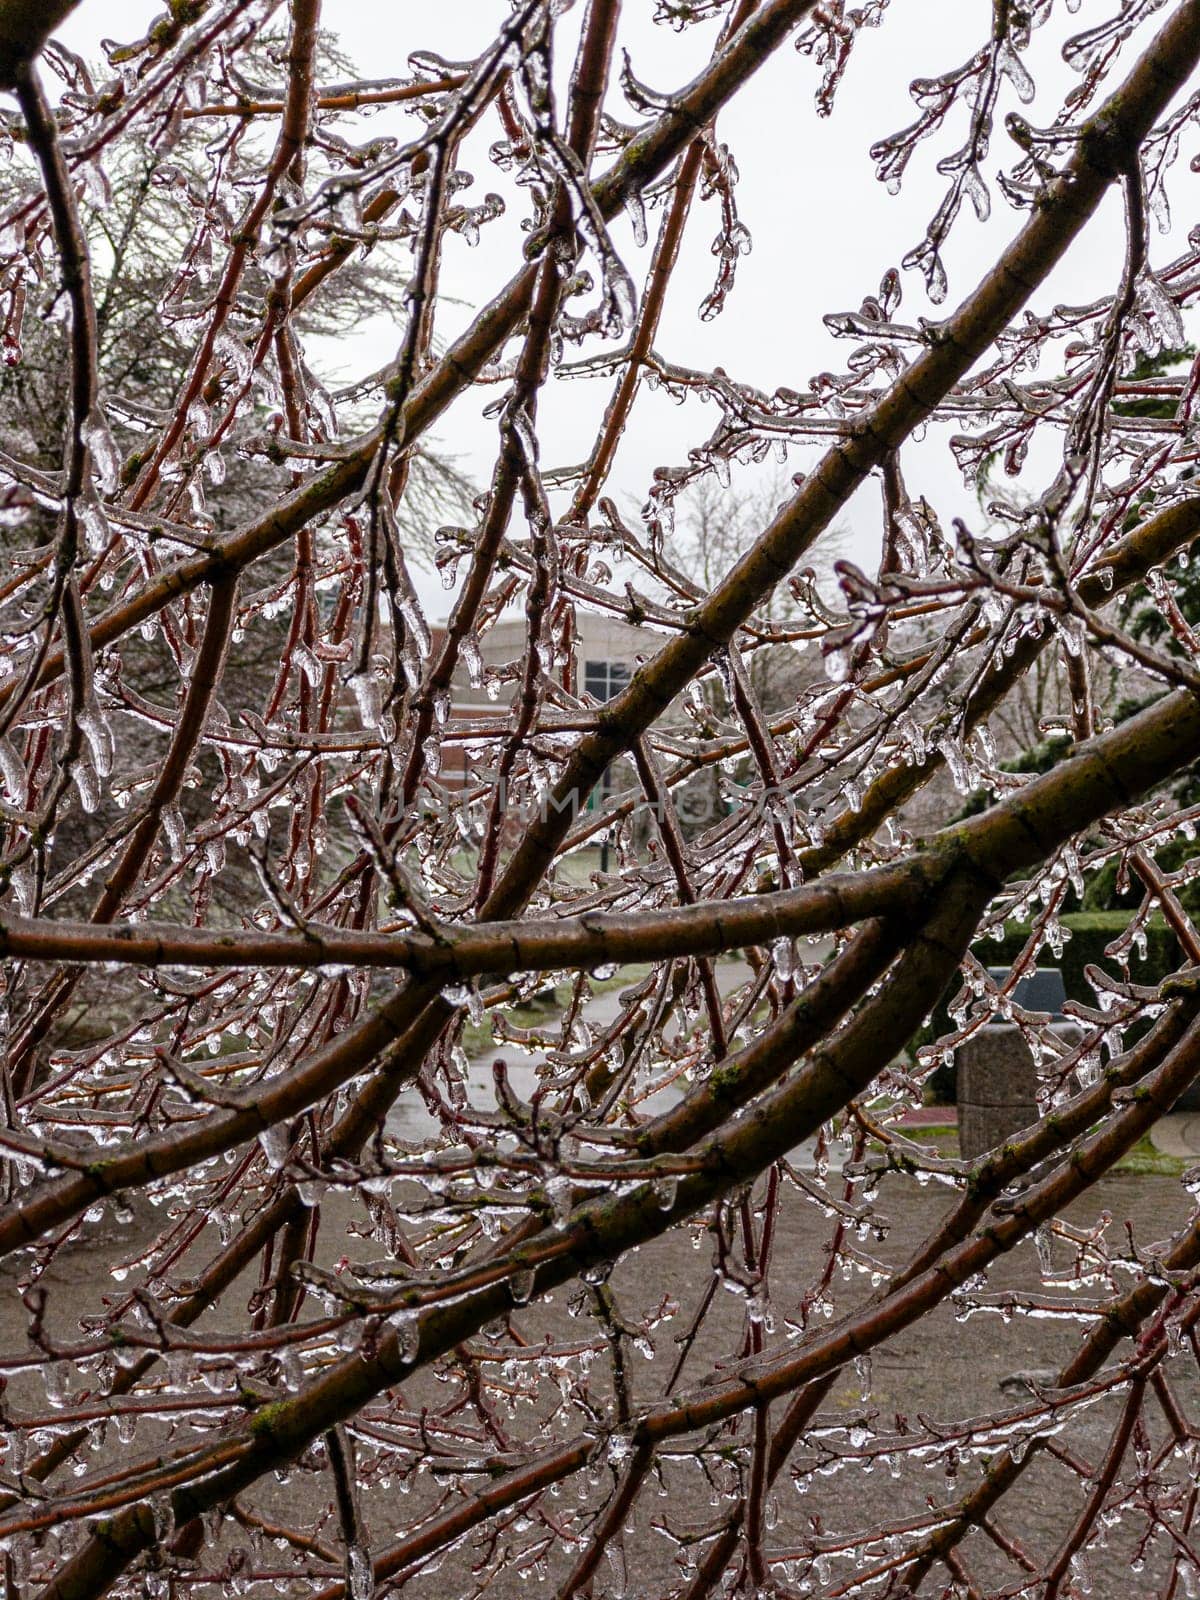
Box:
[53,2,1183,617]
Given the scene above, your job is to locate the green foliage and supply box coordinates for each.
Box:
[924,912,1182,1103]
[955,733,1074,820]
[1082,835,1200,915]
[983,912,1180,1005]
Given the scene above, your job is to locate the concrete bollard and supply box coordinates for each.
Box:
[956,1024,1039,1160]
[956,967,1078,1159]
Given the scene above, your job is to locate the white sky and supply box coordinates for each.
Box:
[52,1,1189,618]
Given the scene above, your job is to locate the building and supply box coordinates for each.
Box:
[432,611,655,803]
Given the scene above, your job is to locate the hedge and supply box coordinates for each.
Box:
[923,912,1183,1104]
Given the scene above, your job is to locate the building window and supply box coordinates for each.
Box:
[583,658,630,702]
[583,660,631,826]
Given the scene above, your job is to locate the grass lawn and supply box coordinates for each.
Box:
[459,962,655,1059]
[887,1122,1189,1177]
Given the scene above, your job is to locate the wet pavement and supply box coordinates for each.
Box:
[1150,1112,1200,1160]
[383,959,830,1155]
[4,1164,1196,1597]
[5,958,1199,1597]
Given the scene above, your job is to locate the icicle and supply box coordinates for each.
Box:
[510,1268,535,1304]
[72,753,100,814]
[347,1545,375,1600]
[388,1306,421,1364]
[258,1121,290,1171]
[349,670,382,730]
[81,408,120,495]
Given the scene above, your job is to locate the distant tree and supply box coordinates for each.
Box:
[3,4,1200,1599]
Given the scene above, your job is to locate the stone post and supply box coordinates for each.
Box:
[956,1024,1039,1160]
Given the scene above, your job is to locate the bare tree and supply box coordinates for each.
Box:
[2,2,1200,1597]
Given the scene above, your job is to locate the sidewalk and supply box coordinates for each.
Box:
[1149,1114,1200,1160]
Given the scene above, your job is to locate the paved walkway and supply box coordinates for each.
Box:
[1149,1113,1200,1159]
[387,959,759,1145]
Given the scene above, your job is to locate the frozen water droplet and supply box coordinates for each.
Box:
[81,408,120,494]
[258,1122,290,1171]
[854,1351,872,1399]
[349,670,381,730]
[79,707,114,779]
[347,1544,375,1600]
[73,755,100,813]
[388,1306,420,1364]
[625,189,647,248]
[78,493,109,554]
